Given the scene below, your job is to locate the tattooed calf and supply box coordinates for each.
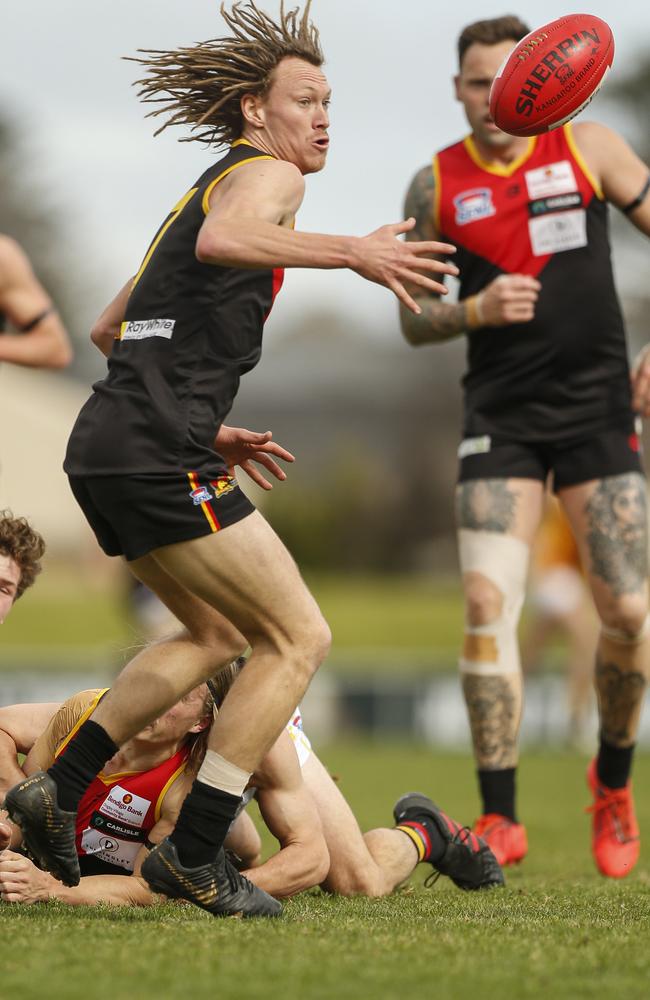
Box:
[596,658,647,745]
[461,674,519,768]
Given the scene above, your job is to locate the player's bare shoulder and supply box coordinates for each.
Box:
[404,163,437,240]
[215,156,305,225]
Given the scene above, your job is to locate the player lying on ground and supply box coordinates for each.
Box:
[0,666,503,905]
[0,683,262,906]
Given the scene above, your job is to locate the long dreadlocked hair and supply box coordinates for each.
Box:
[128,1,324,147]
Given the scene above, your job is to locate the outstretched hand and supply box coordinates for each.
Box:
[214,425,295,491]
[351,218,458,314]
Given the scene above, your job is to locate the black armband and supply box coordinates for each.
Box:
[18,306,55,333]
[621,175,650,216]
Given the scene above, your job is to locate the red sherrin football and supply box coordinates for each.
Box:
[489,14,614,137]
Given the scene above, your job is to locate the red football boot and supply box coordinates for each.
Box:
[586,759,640,879]
[473,813,528,866]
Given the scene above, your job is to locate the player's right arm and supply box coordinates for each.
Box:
[399,165,541,345]
[0,702,60,804]
[196,157,459,314]
[240,731,330,898]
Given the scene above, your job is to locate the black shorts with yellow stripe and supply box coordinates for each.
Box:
[69,470,255,562]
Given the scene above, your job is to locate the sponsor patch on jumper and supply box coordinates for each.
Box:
[524,161,577,200]
[458,435,491,460]
[528,192,583,217]
[97,785,150,829]
[454,188,496,226]
[528,208,586,256]
[80,826,141,871]
[189,486,213,505]
[209,476,237,500]
[120,318,175,341]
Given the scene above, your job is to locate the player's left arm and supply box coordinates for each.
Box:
[572,122,650,235]
[574,124,650,415]
[241,732,330,898]
[0,236,72,369]
[0,849,157,906]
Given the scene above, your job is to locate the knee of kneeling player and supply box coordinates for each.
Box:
[464,572,505,628]
[321,861,383,898]
[600,596,649,642]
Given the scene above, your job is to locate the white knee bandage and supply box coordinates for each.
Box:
[601,613,650,647]
[458,529,530,676]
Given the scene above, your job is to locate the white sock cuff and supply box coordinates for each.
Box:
[197,749,252,797]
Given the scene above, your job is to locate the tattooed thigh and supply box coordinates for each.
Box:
[456,480,519,533]
[584,474,648,597]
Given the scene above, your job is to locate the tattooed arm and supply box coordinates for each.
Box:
[398,165,542,347]
[399,165,467,345]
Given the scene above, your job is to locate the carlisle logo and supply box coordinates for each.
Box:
[454,188,496,226]
[209,476,237,500]
[189,486,214,505]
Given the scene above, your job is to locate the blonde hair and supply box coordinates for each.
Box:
[129,1,324,146]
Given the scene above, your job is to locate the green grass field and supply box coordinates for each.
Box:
[1,745,649,999]
[0,568,567,675]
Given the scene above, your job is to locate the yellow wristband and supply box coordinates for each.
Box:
[465,295,484,330]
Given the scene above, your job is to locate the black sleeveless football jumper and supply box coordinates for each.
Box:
[65,141,284,477]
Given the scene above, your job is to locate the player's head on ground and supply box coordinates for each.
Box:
[0,510,45,623]
[135,682,214,767]
[130,1,329,175]
[455,15,530,149]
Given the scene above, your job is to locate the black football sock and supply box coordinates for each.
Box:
[169,780,241,868]
[596,739,635,789]
[47,719,119,812]
[478,768,517,822]
[395,815,447,864]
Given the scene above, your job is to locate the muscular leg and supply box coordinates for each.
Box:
[301,755,418,897]
[559,473,650,778]
[456,479,544,826]
[91,554,247,742]
[150,513,331,771]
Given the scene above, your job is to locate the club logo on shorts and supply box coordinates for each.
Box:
[209,476,237,500]
[454,188,496,226]
[189,486,214,505]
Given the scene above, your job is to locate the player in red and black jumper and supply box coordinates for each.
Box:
[5,1,457,916]
[399,15,650,878]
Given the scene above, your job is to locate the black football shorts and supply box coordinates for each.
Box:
[69,469,255,561]
[458,419,644,491]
